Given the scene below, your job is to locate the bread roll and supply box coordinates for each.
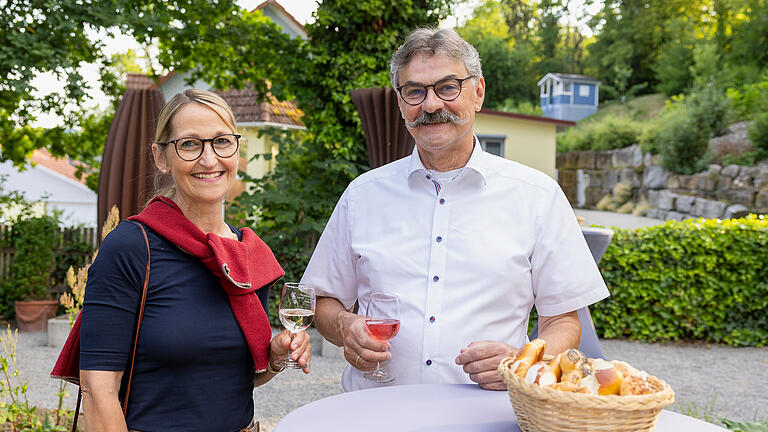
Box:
[579,373,600,395]
[548,353,563,381]
[512,339,547,378]
[553,381,591,394]
[524,361,557,387]
[610,360,640,378]
[592,359,623,395]
[619,372,664,396]
[561,362,593,384]
[560,348,587,375]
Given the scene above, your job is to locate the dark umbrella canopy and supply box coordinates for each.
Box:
[97,73,165,235]
[350,87,414,169]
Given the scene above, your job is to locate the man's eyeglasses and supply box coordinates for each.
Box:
[396,77,474,106]
[159,134,241,161]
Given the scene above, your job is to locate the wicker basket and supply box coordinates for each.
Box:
[498,357,675,432]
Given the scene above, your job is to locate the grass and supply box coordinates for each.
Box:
[675,394,768,431]
[675,394,722,425]
[578,93,668,125]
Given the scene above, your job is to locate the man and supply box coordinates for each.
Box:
[301,28,609,392]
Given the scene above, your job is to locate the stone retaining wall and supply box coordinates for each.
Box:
[556,144,768,220]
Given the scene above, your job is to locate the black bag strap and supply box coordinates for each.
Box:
[71,221,150,432]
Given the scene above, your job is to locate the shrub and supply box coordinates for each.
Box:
[642,87,732,174]
[726,77,768,121]
[0,215,60,317]
[592,215,768,346]
[748,111,768,158]
[557,116,642,153]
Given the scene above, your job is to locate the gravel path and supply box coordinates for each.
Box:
[6,331,766,431]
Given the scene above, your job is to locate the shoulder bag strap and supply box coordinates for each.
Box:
[122,221,151,415]
[71,222,150,432]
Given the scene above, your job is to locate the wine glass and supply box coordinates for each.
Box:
[277,282,316,369]
[363,292,400,383]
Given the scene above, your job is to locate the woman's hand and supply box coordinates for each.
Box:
[270,329,312,374]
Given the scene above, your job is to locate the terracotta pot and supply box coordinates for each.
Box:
[14,300,59,332]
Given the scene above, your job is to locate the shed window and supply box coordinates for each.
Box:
[579,86,590,97]
[564,82,571,92]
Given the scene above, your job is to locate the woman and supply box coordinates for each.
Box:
[79,89,310,432]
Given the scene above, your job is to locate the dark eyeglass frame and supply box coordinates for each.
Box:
[396,76,475,106]
[158,133,241,161]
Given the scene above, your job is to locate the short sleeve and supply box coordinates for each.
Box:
[80,221,148,371]
[530,184,609,316]
[301,189,359,310]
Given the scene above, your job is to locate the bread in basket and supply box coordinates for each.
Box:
[497,340,675,432]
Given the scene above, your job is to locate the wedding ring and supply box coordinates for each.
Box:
[355,354,361,366]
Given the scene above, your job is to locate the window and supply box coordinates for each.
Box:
[478,136,505,157]
[579,85,590,97]
[564,82,571,92]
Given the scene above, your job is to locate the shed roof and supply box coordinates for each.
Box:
[537,73,600,86]
[479,108,576,127]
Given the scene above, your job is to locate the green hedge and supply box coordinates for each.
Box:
[591,215,768,347]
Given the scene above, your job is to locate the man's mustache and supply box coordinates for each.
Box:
[404,110,470,128]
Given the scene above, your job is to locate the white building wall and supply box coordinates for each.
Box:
[0,161,97,227]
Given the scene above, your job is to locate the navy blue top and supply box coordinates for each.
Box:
[81,221,270,432]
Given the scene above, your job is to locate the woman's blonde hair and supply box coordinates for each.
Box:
[152,89,238,199]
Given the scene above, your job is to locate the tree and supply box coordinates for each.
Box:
[0,0,291,171]
[458,0,538,109]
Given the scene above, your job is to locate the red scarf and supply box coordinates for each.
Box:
[52,197,283,382]
[128,196,283,372]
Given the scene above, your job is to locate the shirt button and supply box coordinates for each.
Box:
[426,359,432,366]
[439,198,445,204]
[433,275,439,282]
[429,316,436,323]
[426,174,431,179]
[436,236,442,243]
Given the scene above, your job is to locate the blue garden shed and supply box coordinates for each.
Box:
[538,73,599,122]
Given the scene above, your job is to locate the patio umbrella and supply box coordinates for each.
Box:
[350,87,414,169]
[97,73,165,236]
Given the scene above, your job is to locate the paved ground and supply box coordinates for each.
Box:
[574,208,666,230]
[7,331,766,431]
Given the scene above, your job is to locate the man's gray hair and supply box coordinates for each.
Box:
[390,28,482,89]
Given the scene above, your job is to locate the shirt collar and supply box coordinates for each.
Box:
[407,134,489,186]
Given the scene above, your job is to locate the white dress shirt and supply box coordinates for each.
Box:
[301,141,609,391]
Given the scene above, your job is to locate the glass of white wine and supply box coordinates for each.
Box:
[277,282,316,369]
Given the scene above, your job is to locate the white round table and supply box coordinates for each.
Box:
[274,384,727,432]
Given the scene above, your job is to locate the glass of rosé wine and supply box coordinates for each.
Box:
[277,282,316,369]
[363,292,400,383]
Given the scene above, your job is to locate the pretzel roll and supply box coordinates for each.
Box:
[593,359,624,395]
[512,339,547,378]
[560,348,587,375]
[524,361,557,387]
[548,353,563,381]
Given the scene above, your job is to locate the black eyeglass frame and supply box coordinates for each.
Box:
[158,133,242,161]
[396,76,475,106]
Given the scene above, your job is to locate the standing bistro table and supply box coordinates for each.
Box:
[273,384,727,432]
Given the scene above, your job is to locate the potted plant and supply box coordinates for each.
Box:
[1,213,60,332]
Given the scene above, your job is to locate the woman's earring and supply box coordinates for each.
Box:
[162,169,168,174]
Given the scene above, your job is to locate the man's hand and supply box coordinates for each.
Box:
[455,340,519,390]
[337,311,390,371]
